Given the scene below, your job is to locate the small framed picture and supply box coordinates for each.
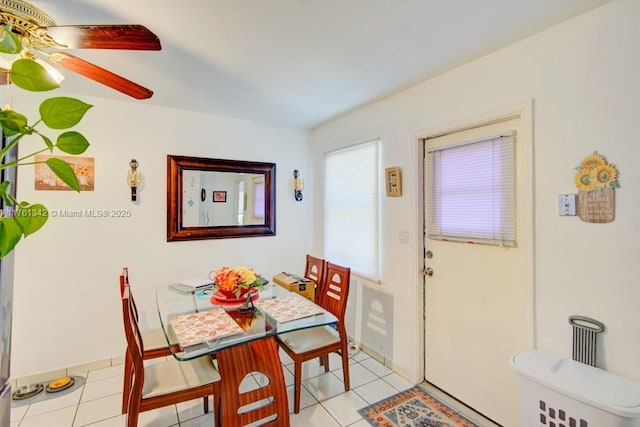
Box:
[385,167,402,197]
[213,191,227,203]
[34,155,95,191]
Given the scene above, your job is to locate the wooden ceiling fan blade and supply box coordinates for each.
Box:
[44,25,161,50]
[49,52,153,99]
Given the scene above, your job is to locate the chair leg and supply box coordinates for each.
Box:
[203,396,209,414]
[341,341,350,391]
[294,359,302,414]
[122,352,132,414]
[213,382,222,427]
[126,399,139,427]
[321,355,330,372]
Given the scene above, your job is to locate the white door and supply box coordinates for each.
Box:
[423,117,532,427]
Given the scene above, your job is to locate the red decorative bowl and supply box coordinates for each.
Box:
[210,287,259,308]
[217,287,252,300]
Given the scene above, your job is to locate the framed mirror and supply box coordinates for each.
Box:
[167,155,276,241]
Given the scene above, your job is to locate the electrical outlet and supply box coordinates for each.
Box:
[558,194,577,216]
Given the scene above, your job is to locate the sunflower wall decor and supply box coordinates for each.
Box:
[574,152,619,223]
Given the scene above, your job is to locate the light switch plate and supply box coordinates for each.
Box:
[558,194,577,216]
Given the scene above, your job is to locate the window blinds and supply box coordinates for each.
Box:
[324,140,380,280]
[426,134,516,247]
[253,180,265,219]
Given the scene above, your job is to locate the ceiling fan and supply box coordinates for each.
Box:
[0,0,161,99]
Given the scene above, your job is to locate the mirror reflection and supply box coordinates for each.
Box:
[182,170,265,227]
[167,155,276,241]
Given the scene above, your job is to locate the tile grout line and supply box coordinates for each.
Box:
[317,359,373,427]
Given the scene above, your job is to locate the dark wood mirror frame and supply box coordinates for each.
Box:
[167,155,276,241]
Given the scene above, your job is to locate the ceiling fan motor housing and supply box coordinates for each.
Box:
[0,0,54,26]
[0,0,61,49]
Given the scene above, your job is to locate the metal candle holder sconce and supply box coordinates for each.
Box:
[127,159,141,202]
[293,169,303,201]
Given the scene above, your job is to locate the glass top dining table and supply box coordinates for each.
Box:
[156,283,338,361]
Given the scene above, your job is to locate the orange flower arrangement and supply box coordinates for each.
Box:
[211,266,264,298]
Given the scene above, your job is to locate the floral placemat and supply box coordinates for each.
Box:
[255,295,325,323]
[169,309,244,348]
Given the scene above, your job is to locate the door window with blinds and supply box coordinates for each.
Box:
[324,139,380,281]
[426,124,517,247]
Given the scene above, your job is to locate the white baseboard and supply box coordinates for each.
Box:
[12,354,124,388]
[352,339,412,382]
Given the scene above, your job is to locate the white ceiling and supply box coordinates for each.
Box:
[29,0,613,129]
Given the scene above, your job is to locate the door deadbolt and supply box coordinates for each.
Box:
[426,250,433,259]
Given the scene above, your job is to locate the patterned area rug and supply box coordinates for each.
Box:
[358,385,480,427]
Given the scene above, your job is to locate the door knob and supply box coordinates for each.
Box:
[423,267,434,277]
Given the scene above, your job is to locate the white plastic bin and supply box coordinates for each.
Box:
[510,349,640,426]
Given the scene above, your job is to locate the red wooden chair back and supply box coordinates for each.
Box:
[121,286,220,426]
[316,262,350,324]
[216,337,290,426]
[304,254,326,284]
[121,286,146,421]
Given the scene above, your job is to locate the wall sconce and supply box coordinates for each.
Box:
[293,169,303,201]
[127,159,142,202]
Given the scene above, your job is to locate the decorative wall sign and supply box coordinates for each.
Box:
[385,166,402,197]
[574,152,619,223]
[34,155,95,191]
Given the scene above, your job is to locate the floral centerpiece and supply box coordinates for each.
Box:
[210,266,265,299]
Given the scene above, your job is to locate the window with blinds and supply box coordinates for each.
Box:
[426,134,516,247]
[324,139,380,281]
[252,178,265,219]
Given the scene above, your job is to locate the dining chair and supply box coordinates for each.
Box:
[119,268,181,414]
[304,254,326,301]
[216,336,290,426]
[277,261,351,413]
[121,285,222,427]
[304,255,326,285]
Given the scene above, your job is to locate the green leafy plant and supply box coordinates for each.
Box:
[0,23,92,257]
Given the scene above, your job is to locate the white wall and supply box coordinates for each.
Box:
[311,0,640,382]
[10,94,312,377]
[10,0,639,385]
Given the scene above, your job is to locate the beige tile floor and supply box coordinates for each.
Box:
[9,349,500,426]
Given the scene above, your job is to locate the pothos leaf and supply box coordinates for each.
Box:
[10,59,59,92]
[0,181,12,207]
[45,157,79,191]
[39,133,54,151]
[40,97,93,129]
[0,217,22,258]
[56,131,89,155]
[0,109,28,136]
[0,24,22,54]
[15,203,48,237]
